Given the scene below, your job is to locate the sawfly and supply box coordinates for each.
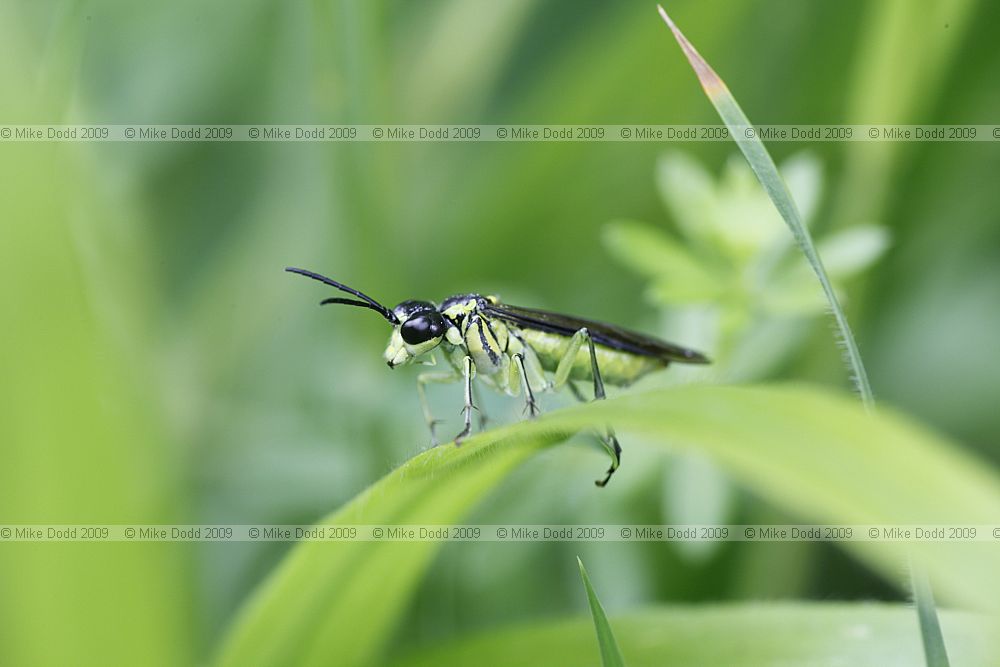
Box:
[287,267,709,486]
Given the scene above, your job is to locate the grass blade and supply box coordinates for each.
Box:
[0,16,192,666]
[391,603,1000,667]
[911,567,952,667]
[655,5,874,407]
[216,383,1000,667]
[577,558,627,667]
[213,427,569,667]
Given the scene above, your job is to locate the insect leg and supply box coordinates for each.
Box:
[567,382,588,403]
[524,344,552,393]
[594,433,623,488]
[552,328,588,390]
[513,353,539,418]
[551,328,621,486]
[453,355,476,445]
[583,331,621,487]
[417,370,461,446]
[510,330,551,393]
[471,383,489,429]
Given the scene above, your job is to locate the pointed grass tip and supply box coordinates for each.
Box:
[655,4,727,98]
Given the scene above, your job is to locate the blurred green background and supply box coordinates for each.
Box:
[2,0,999,665]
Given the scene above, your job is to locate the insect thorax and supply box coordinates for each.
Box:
[440,293,491,323]
[439,294,513,376]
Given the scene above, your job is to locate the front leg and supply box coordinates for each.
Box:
[453,355,476,445]
[417,370,461,446]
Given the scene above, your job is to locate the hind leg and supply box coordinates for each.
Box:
[551,328,622,487]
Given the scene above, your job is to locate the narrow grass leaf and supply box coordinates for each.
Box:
[214,426,575,667]
[655,5,875,407]
[391,603,999,667]
[0,19,192,667]
[911,567,952,667]
[537,385,1000,611]
[578,558,627,667]
[216,383,1000,667]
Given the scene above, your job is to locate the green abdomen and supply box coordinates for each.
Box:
[519,328,665,387]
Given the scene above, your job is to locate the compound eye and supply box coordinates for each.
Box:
[400,312,445,345]
[393,300,436,321]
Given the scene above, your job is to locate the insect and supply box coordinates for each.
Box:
[287,267,709,486]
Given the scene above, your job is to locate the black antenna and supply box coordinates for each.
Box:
[285,267,398,324]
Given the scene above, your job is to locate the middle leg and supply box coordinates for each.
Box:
[513,352,539,418]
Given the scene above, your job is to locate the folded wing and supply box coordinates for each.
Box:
[484,303,710,364]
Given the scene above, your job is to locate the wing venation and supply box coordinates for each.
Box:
[484,303,709,364]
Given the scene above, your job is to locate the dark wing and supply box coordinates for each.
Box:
[484,303,710,364]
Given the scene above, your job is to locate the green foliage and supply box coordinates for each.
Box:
[657,6,874,405]
[392,604,999,667]
[578,558,627,667]
[912,568,952,667]
[0,15,191,667]
[214,426,559,667]
[605,153,888,373]
[216,384,1000,665]
[4,2,1000,665]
